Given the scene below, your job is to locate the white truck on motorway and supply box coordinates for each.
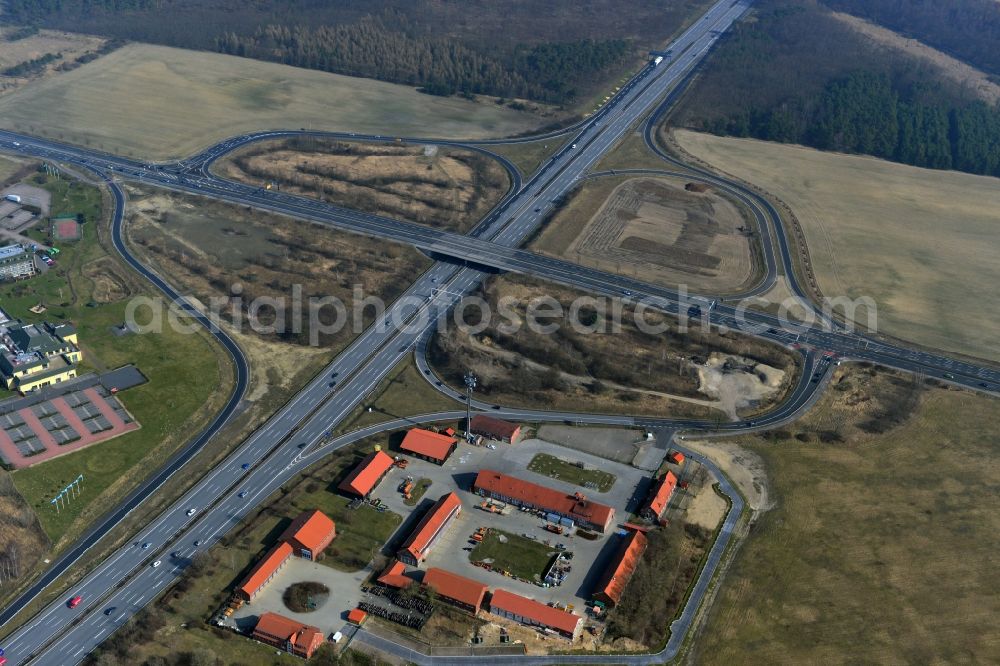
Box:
[4,194,21,204]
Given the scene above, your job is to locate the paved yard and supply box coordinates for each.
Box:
[231,555,368,633]
[535,424,647,463]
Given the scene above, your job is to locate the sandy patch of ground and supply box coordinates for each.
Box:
[831,12,1000,105]
[697,353,785,419]
[81,257,132,303]
[218,139,509,233]
[685,479,729,530]
[465,334,721,411]
[677,438,771,513]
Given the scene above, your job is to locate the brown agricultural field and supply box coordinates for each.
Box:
[689,364,1000,664]
[0,44,544,160]
[673,129,1000,363]
[531,176,758,294]
[429,275,799,420]
[216,137,510,233]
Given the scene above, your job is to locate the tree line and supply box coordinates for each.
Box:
[712,71,1000,176]
[676,0,1000,178]
[215,15,631,103]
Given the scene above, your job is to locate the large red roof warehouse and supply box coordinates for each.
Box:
[473,470,615,532]
[592,529,648,607]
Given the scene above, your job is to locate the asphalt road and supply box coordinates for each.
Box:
[1,0,996,661]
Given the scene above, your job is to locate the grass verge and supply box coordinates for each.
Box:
[468,529,555,583]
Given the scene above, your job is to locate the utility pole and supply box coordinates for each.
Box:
[464,371,477,439]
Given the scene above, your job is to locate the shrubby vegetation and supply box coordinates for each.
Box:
[674,0,1000,177]
[2,52,60,76]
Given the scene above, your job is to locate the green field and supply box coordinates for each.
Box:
[5,173,230,544]
[230,445,402,573]
[469,529,555,582]
[333,356,460,436]
[696,365,1000,663]
[484,138,566,177]
[527,453,616,492]
[0,43,545,160]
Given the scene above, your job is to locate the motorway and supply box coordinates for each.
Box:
[0,0,997,662]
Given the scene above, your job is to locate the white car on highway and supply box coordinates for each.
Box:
[186,508,196,516]
[151,560,161,568]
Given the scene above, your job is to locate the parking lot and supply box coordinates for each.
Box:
[368,434,655,610]
[229,556,368,635]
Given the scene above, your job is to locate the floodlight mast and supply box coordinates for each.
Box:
[464,371,477,439]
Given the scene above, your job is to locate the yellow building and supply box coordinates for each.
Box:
[0,320,82,393]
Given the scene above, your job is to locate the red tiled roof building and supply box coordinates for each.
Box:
[279,509,336,561]
[643,471,678,523]
[398,492,462,566]
[338,450,395,497]
[400,428,458,464]
[377,560,414,589]
[489,589,583,640]
[473,470,615,532]
[252,612,324,658]
[470,415,522,443]
[236,542,292,602]
[592,530,648,607]
[423,568,488,614]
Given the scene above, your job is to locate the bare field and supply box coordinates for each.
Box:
[675,129,1000,362]
[532,175,757,294]
[0,43,545,160]
[430,275,799,420]
[217,138,509,233]
[694,364,1000,663]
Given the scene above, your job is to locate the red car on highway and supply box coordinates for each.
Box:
[68,595,83,609]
